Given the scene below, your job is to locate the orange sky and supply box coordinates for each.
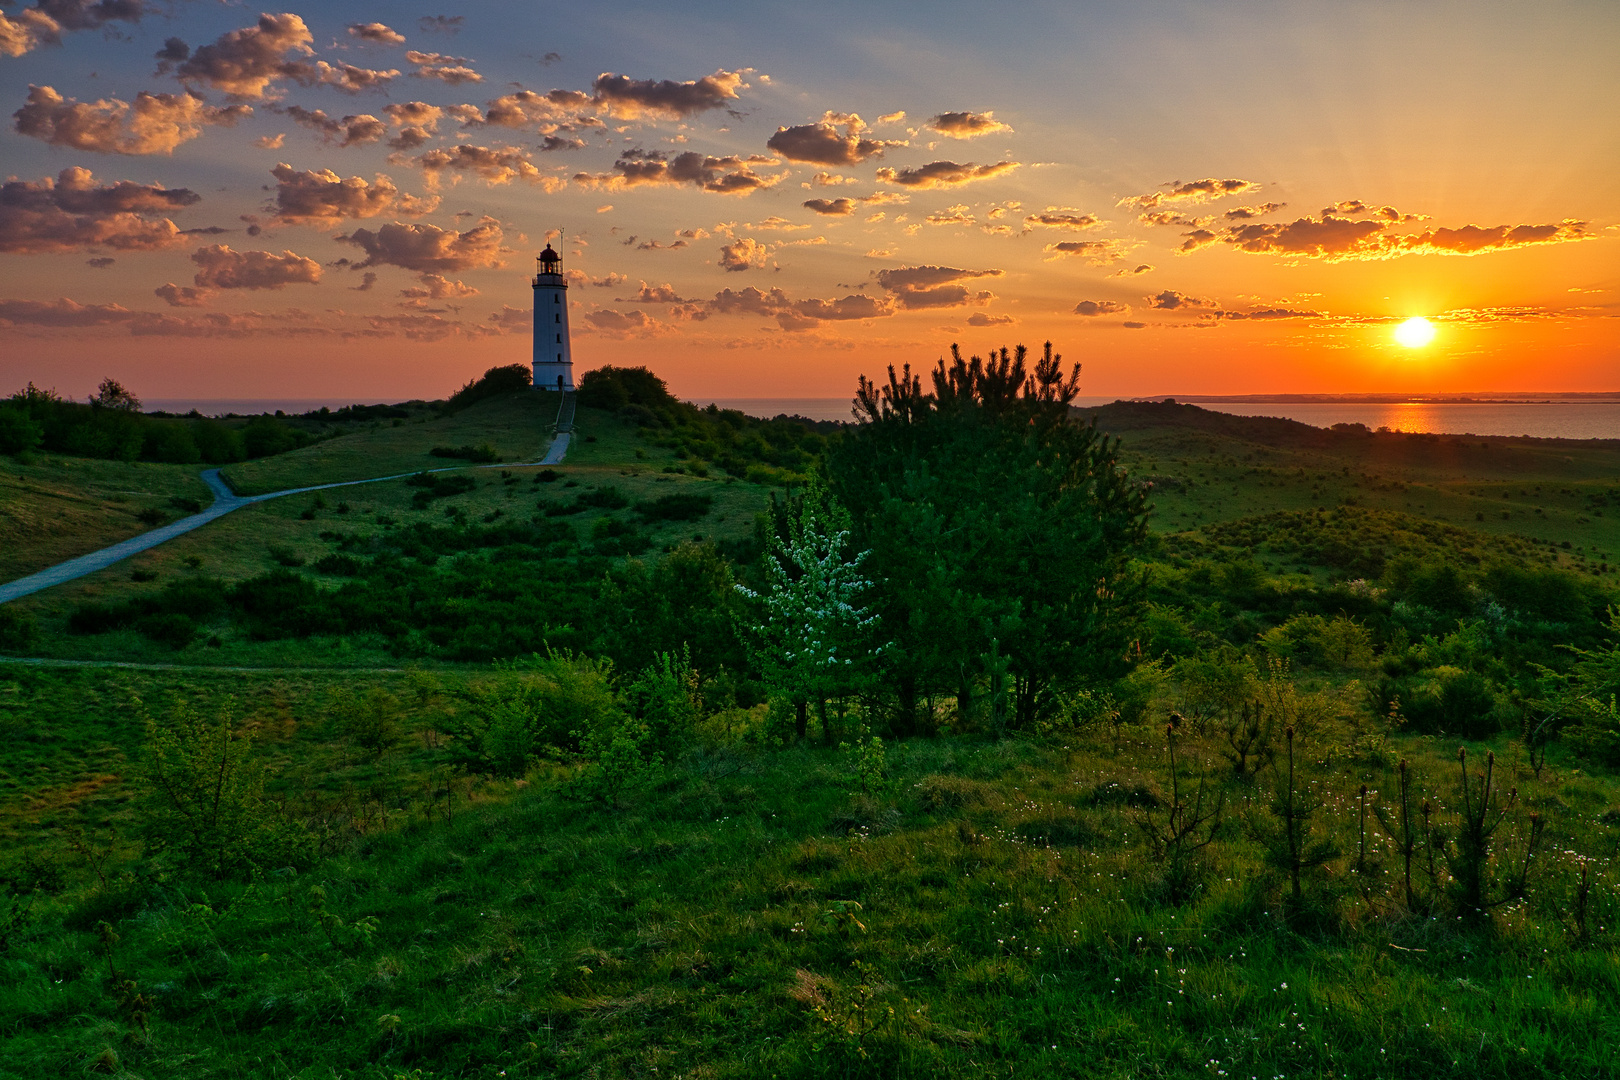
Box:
[1,1,1616,403]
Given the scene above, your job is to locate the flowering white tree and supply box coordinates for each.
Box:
[737,479,883,741]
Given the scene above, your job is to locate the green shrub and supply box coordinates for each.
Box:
[0,606,37,652]
[635,493,713,522]
[0,406,43,455]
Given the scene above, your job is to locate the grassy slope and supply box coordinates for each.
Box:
[5,395,775,666]
[0,456,212,583]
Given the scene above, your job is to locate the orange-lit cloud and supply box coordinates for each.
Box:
[1223,202,1285,220]
[966,312,1014,325]
[418,144,554,188]
[1025,209,1103,230]
[927,111,1011,138]
[582,307,667,336]
[175,14,313,100]
[279,106,385,147]
[1044,239,1133,264]
[406,50,480,85]
[1,167,197,253]
[577,149,783,195]
[190,244,321,290]
[876,160,1018,188]
[767,112,903,165]
[591,69,750,120]
[1119,177,1261,211]
[1181,212,1588,260]
[348,22,405,45]
[337,216,508,272]
[875,264,1001,308]
[1147,289,1214,310]
[14,85,251,155]
[1,0,147,58]
[1073,299,1128,316]
[718,237,768,272]
[269,164,438,225]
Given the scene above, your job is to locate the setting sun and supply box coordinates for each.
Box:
[1395,316,1438,348]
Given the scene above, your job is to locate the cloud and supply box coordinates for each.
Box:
[1147,289,1214,310]
[1118,177,1261,211]
[1322,200,1420,223]
[1392,221,1587,256]
[255,133,285,149]
[966,312,1014,325]
[1182,209,1588,261]
[1073,300,1128,316]
[803,197,854,216]
[582,308,666,337]
[875,264,1001,309]
[478,88,592,129]
[337,216,508,273]
[384,101,442,129]
[1223,202,1285,221]
[875,160,1018,188]
[1111,263,1154,276]
[280,106,385,147]
[926,205,975,227]
[176,13,314,100]
[154,282,212,307]
[1025,208,1102,230]
[1,1,146,58]
[190,244,320,290]
[406,49,481,85]
[1044,239,1131,265]
[1122,321,1146,329]
[636,239,686,250]
[418,15,461,34]
[719,237,768,272]
[293,61,401,94]
[419,144,554,187]
[0,167,197,253]
[565,270,627,288]
[767,112,902,165]
[1212,307,1319,320]
[626,282,686,304]
[86,257,115,268]
[591,68,748,120]
[14,84,250,155]
[0,297,143,328]
[693,285,893,330]
[927,111,1010,138]
[348,22,405,45]
[269,163,439,225]
[578,148,783,195]
[400,272,478,302]
[1137,210,1209,228]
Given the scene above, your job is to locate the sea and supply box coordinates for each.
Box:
[146,396,1620,441]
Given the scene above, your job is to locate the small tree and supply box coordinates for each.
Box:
[1134,724,1224,904]
[1252,727,1339,914]
[737,479,883,741]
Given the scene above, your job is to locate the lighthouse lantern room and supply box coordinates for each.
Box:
[531,243,574,392]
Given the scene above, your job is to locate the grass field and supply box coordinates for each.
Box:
[3,393,1619,1079]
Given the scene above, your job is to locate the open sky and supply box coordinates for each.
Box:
[1,0,1616,402]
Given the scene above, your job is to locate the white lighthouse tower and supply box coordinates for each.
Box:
[531,243,574,392]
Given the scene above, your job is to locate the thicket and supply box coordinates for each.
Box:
[2,380,313,463]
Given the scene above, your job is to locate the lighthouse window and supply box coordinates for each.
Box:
[553,295,559,304]
[555,333,561,343]
[554,313,560,323]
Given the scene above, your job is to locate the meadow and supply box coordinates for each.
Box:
[1,371,1617,1079]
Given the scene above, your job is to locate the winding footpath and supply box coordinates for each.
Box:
[0,428,572,606]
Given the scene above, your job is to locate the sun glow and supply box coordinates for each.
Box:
[1394,316,1437,348]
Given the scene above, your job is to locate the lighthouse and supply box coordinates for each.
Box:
[531,243,574,392]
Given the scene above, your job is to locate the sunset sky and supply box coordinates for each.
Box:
[1,0,1616,403]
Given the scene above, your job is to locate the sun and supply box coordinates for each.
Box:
[1394,316,1436,348]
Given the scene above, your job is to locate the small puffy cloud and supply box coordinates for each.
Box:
[582,308,665,337]
[176,13,314,100]
[348,22,405,45]
[87,257,115,268]
[578,148,783,195]
[875,264,1001,309]
[719,237,768,272]
[190,244,320,290]
[269,163,438,225]
[1122,321,1146,329]
[0,166,198,253]
[1073,300,1128,316]
[294,61,400,94]
[479,88,593,128]
[155,282,212,307]
[280,106,385,147]
[1223,202,1285,221]
[1147,289,1214,310]
[694,285,892,330]
[591,68,748,120]
[14,84,250,155]
[926,205,974,226]
[400,272,478,303]
[406,49,481,85]
[627,282,686,304]
[1322,199,1419,223]
[1044,239,1131,265]
[1392,221,1587,256]
[876,160,1019,188]
[419,15,462,34]
[337,216,508,272]
[927,111,1010,138]
[636,239,687,250]
[1219,215,1388,257]
[1118,178,1261,211]
[255,133,285,149]
[1111,263,1154,276]
[789,294,891,321]
[1,1,147,58]
[1212,307,1319,320]
[803,197,854,216]
[1138,210,1209,228]
[767,112,903,165]
[1025,208,1102,230]
[966,312,1014,325]
[384,101,442,129]
[565,270,628,288]
[540,134,585,152]
[419,144,553,187]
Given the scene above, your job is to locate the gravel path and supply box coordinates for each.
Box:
[0,426,572,605]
